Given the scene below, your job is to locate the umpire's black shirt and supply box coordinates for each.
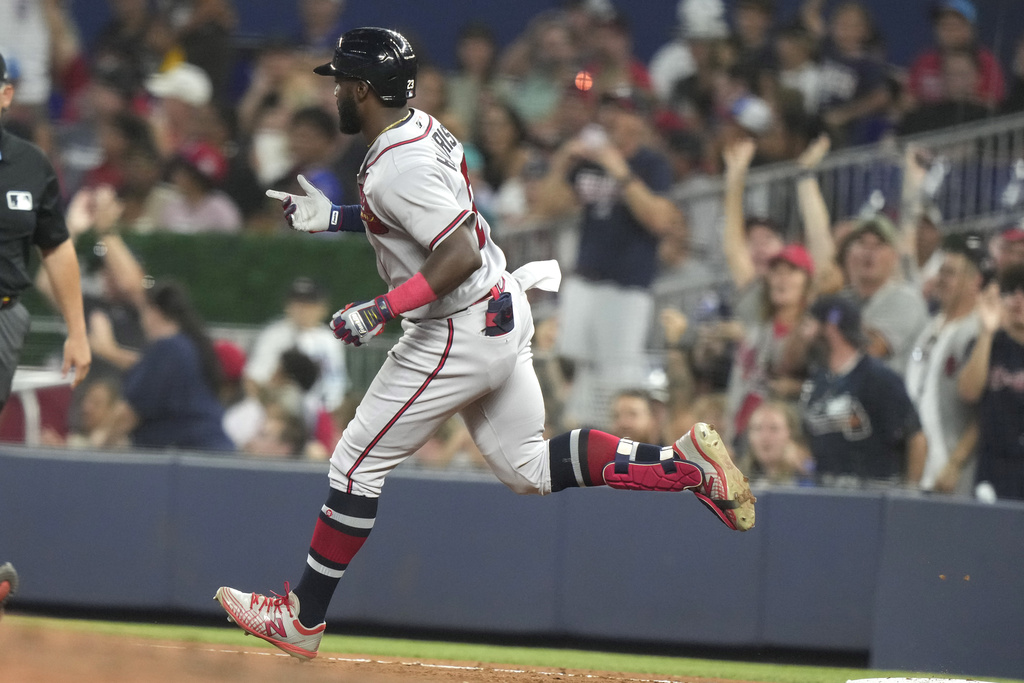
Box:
[0,125,69,297]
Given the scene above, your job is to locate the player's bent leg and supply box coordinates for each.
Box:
[214,583,325,660]
[547,423,756,531]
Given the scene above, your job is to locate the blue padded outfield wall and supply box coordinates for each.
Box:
[1,446,1022,679]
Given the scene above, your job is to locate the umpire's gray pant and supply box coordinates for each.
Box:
[0,303,30,412]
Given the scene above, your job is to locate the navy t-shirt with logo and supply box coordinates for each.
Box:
[802,354,921,482]
[570,147,672,289]
[0,127,69,295]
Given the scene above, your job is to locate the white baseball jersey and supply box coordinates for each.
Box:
[327,108,562,499]
[357,108,506,318]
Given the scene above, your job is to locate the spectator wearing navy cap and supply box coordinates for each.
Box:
[799,294,927,488]
[958,264,1024,501]
[907,0,1005,109]
[905,232,987,495]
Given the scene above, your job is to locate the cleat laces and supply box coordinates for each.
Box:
[250,582,294,618]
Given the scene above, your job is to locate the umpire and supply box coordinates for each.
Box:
[0,51,90,411]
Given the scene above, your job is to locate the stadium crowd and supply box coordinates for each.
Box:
[2,0,1024,501]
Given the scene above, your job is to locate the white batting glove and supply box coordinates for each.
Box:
[266,174,333,233]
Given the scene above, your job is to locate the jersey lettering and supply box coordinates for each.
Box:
[432,126,460,172]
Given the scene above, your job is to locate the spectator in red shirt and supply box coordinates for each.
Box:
[907,0,1004,109]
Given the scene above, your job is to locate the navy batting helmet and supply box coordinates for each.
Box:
[313,27,417,106]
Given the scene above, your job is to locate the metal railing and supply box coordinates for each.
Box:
[496,111,1024,268]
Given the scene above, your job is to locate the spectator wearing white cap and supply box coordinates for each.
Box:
[145,62,213,157]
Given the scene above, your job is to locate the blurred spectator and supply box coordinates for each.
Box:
[841,216,930,376]
[494,11,580,139]
[144,61,213,157]
[532,310,571,436]
[477,100,533,232]
[725,243,815,443]
[1003,34,1024,114]
[536,89,681,427]
[243,277,347,430]
[293,0,347,55]
[583,11,653,100]
[907,0,1004,110]
[815,1,891,146]
[169,0,237,96]
[610,389,660,444]
[648,0,728,105]
[800,294,926,487]
[905,233,985,495]
[41,378,127,449]
[89,280,234,451]
[898,49,990,136]
[664,129,722,266]
[81,112,155,192]
[191,104,266,221]
[738,400,814,486]
[446,22,497,139]
[54,63,139,197]
[0,0,55,111]
[237,41,320,185]
[92,0,169,91]
[158,141,243,233]
[770,22,823,115]
[992,222,1024,276]
[269,106,343,205]
[731,0,776,89]
[957,266,1024,501]
[243,409,309,459]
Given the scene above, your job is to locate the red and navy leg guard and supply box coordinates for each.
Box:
[601,439,704,492]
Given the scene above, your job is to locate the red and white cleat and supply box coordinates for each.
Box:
[674,423,756,531]
[214,582,325,660]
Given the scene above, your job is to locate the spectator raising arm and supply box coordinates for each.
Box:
[722,138,758,291]
[795,133,843,293]
[958,282,1001,403]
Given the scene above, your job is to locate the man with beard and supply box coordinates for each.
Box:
[840,216,929,376]
[799,294,927,487]
[212,27,755,661]
[904,233,986,495]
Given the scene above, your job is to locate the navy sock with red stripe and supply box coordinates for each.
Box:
[548,429,665,491]
[293,488,378,628]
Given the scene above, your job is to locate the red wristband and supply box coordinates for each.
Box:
[383,272,438,315]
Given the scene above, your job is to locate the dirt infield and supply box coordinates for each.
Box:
[0,617,767,683]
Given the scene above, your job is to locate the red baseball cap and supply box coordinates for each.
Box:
[213,339,246,382]
[769,243,815,276]
[1001,226,1024,243]
[177,141,228,185]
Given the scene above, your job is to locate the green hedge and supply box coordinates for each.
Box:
[26,232,387,325]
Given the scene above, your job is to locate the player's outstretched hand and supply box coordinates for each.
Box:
[330,297,395,346]
[266,175,332,233]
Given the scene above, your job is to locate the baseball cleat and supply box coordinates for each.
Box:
[673,423,756,531]
[214,582,325,660]
[0,562,18,619]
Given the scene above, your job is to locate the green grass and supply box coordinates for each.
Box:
[8,615,1023,683]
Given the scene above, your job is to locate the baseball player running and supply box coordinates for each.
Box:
[215,27,755,660]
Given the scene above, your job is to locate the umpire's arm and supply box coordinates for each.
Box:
[40,239,91,387]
